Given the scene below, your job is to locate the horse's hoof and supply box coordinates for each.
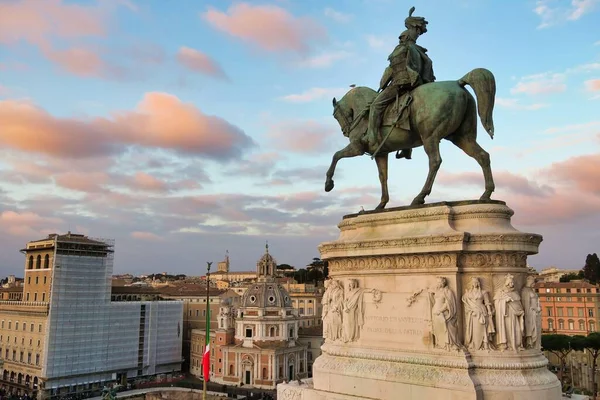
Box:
[479,190,493,201]
[325,180,334,192]
[411,197,425,206]
[375,203,387,210]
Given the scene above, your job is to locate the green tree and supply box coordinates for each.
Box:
[582,332,600,398]
[293,269,308,284]
[542,334,574,384]
[559,271,583,283]
[583,253,600,284]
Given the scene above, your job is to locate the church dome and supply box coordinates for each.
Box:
[240,281,292,309]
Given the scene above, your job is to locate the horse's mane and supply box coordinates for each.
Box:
[339,86,377,113]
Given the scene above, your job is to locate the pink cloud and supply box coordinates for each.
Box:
[0,211,63,237]
[547,154,600,193]
[585,79,600,92]
[0,0,107,48]
[54,171,110,193]
[201,3,326,53]
[267,120,337,153]
[176,46,227,79]
[131,172,169,192]
[0,93,254,159]
[437,171,554,197]
[131,231,164,241]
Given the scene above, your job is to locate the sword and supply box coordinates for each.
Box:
[370,96,412,159]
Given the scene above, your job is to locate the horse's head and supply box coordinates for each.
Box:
[332,87,377,138]
[332,96,353,138]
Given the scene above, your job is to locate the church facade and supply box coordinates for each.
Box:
[190,245,308,389]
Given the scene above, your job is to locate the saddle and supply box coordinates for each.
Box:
[382,92,412,131]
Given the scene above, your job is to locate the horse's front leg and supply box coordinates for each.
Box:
[374,153,389,210]
[325,141,364,192]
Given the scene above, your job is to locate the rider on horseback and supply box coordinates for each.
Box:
[364,7,436,159]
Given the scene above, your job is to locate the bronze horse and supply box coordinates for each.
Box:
[325,68,497,209]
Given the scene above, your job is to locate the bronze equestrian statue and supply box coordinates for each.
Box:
[325,7,496,209]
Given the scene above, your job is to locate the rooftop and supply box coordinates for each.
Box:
[535,281,598,288]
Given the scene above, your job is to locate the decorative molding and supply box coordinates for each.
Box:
[458,252,528,269]
[278,386,303,400]
[466,234,542,246]
[320,234,468,254]
[328,253,457,273]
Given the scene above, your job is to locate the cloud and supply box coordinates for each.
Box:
[0,211,63,237]
[0,92,254,159]
[131,231,164,241]
[437,171,554,198]
[296,50,353,68]
[201,3,327,53]
[176,46,228,79]
[585,79,600,91]
[510,72,566,95]
[267,120,337,154]
[280,87,347,103]
[365,34,386,49]
[543,120,600,134]
[0,0,134,78]
[324,8,353,23]
[534,0,600,28]
[496,98,549,110]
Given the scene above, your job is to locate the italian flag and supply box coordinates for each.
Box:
[203,309,210,381]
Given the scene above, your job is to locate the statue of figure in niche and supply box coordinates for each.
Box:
[342,279,375,342]
[429,277,461,351]
[494,274,525,351]
[322,279,344,341]
[521,275,542,349]
[462,277,495,351]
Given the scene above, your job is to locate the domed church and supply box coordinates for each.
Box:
[198,244,308,389]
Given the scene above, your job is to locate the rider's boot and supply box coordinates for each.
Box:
[395,148,412,159]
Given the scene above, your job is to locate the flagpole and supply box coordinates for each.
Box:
[203,261,212,400]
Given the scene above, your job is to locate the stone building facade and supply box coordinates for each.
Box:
[190,245,307,389]
[536,280,599,334]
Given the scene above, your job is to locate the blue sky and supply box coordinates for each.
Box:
[0,0,599,276]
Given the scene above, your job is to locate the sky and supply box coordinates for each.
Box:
[0,0,599,276]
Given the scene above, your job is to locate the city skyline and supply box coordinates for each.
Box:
[1,0,599,276]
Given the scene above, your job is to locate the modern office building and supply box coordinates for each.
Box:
[0,233,183,399]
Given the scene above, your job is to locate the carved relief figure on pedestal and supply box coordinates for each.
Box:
[342,279,375,342]
[462,277,495,351]
[322,279,344,341]
[521,275,542,349]
[429,277,462,351]
[493,274,525,351]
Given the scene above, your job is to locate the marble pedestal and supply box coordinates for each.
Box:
[278,200,560,400]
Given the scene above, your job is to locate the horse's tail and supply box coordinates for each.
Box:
[458,68,496,139]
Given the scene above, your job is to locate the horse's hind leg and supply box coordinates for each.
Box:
[449,115,495,200]
[412,136,442,206]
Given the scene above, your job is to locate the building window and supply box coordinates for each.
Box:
[12,350,16,361]
[34,293,37,301]
[35,277,38,284]
[28,256,34,269]
[22,323,25,331]
[30,323,34,332]
[44,254,49,268]
[15,322,19,330]
[245,328,252,338]
[579,321,585,331]
[591,321,596,332]
[569,320,574,330]
[589,309,594,317]
[566,288,571,293]
[262,367,267,379]
[36,255,41,269]
[28,277,31,284]
[195,310,199,317]
[557,308,563,317]
[20,351,23,362]
[8,321,11,329]
[548,319,554,330]
[26,293,30,301]
[557,297,562,301]
[577,288,582,293]
[35,354,40,365]
[229,365,234,375]
[559,320,565,329]
[546,308,552,317]
[42,293,46,302]
[203,310,206,317]
[38,324,42,333]
[578,308,585,317]
[567,308,574,317]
